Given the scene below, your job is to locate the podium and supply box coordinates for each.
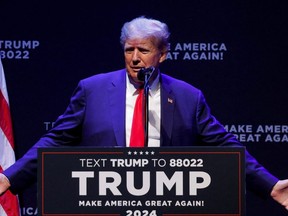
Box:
[38,147,246,216]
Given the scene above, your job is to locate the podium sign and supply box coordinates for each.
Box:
[38,147,245,216]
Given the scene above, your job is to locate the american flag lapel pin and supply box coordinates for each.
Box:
[168,98,173,104]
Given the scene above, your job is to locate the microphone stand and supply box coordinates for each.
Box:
[137,67,155,147]
[144,74,150,147]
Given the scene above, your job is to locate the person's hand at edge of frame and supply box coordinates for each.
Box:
[271,179,288,210]
[0,173,10,196]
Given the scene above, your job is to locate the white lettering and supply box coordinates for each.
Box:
[72,171,94,196]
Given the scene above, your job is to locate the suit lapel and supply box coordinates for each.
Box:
[160,74,175,146]
[108,69,126,147]
[107,71,175,147]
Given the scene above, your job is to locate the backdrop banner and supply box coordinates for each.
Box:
[0,1,287,215]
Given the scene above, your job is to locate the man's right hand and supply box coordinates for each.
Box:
[0,173,11,196]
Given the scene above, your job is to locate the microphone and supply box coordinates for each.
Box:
[137,66,155,81]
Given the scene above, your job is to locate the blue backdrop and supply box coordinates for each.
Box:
[0,0,287,215]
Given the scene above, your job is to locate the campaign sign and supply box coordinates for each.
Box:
[38,147,245,216]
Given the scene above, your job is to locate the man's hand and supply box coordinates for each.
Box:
[0,173,10,196]
[271,179,288,210]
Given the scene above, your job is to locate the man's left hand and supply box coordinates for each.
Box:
[271,179,288,210]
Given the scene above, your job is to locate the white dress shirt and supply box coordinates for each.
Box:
[125,73,161,147]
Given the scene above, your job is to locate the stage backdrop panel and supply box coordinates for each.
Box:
[0,0,287,215]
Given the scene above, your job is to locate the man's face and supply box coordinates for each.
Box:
[124,38,166,82]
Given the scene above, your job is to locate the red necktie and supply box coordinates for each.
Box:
[130,88,145,147]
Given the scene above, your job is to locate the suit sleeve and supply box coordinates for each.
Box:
[196,90,279,198]
[3,80,86,194]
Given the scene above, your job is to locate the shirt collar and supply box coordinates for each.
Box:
[126,72,160,96]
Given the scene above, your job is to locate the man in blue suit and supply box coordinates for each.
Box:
[1,16,288,210]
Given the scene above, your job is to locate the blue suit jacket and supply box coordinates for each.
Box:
[4,69,278,196]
